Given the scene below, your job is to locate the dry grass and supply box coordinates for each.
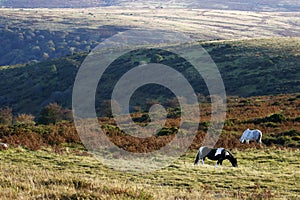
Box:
[0,8,299,40]
[0,146,299,199]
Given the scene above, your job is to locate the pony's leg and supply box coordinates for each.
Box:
[257,139,262,145]
[201,158,205,165]
[219,160,223,166]
[215,160,220,167]
[214,161,219,168]
[216,159,223,167]
[246,140,250,144]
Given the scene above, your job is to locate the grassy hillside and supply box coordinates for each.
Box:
[0,55,82,114]
[0,37,299,115]
[0,147,299,199]
[1,8,298,65]
[0,84,299,200]
[207,37,300,96]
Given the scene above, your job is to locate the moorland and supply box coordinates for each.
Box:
[0,6,299,200]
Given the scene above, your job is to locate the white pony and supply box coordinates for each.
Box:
[239,128,262,144]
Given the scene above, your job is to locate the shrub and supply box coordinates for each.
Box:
[280,129,299,137]
[0,107,13,125]
[198,122,209,131]
[239,99,252,105]
[98,100,120,118]
[156,127,178,136]
[132,114,150,123]
[250,113,287,124]
[288,98,296,102]
[167,107,181,119]
[262,132,299,147]
[294,116,300,122]
[292,136,300,141]
[0,122,80,150]
[264,122,278,128]
[266,113,286,123]
[14,113,35,125]
[225,119,236,126]
[62,108,73,122]
[38,103,64,125]
[271,101,280,106]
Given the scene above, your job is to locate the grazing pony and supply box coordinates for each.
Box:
[194,146,238,167]
[0,143,8,150]
[239,128,262,144]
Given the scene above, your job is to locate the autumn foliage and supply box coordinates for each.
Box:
[0,93,300,151]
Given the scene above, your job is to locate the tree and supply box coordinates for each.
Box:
[98,100,121,118]
[62,108,73,122]
[38,103,64,125]
[0,107,13,125]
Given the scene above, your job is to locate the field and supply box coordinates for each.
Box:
[0,6,299,200]
[0,146,299,199]
[0,94,299,199]
[2,8,299,40]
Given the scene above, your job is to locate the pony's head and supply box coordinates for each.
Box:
[239,138,245,143]
[231,157,238,167]
[240,129,251,143]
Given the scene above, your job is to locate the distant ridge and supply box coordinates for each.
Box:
[1,0,300,11]
[0,37,299,114]
[2,0,106,8]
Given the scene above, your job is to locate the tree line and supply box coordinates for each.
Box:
[0,103,72,125]
[0,25,126,66]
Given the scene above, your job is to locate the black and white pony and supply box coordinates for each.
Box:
[194,146,238,167]
[239,128,262,144]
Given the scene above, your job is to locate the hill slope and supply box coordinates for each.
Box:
[1,8,299,66]
[0,37,299,114]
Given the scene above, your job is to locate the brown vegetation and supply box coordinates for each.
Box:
[0,93,299,151]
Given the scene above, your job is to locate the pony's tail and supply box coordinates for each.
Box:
[194,150,201,165]
[257,131,263,144]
